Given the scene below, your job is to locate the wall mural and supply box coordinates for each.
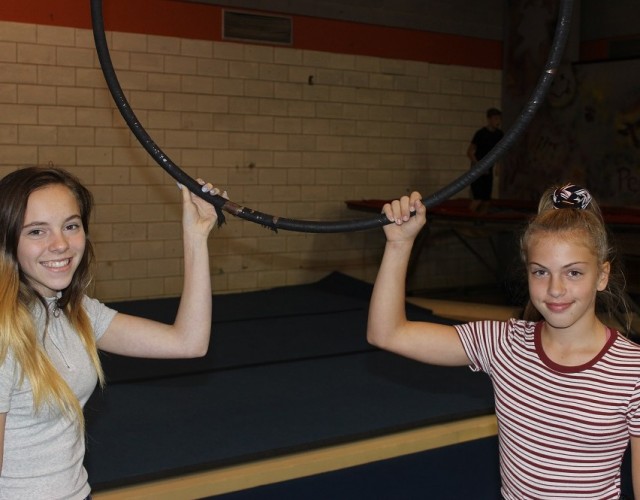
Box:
[501,1,640,206]
[504,59,640,206]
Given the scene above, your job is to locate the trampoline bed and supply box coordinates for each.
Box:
[345,198,640,227]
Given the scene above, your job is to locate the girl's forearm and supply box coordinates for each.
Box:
[367,240,414,348]
[172,233,212,357]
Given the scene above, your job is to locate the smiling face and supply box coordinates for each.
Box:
[526,230,609,332]
[17,184,86,298]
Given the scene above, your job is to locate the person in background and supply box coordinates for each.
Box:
[368,183,639,499]
[467,107,503,212]
[0,166,225,499]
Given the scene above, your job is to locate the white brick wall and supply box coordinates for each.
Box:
[0,20,501,300]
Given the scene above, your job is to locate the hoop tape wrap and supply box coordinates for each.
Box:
[90,0,574,233]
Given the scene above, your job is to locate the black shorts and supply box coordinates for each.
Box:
[471,174,493,200]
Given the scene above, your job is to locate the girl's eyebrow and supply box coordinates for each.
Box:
[563,261,588,268]
[22,221,48,229]
[22,214,81,229]
[527,261,546,267]
[528,260,589,269]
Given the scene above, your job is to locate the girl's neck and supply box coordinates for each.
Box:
[540,318,610,366]
[542,311,603,338]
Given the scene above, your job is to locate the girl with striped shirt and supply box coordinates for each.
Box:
[367,184,640,499]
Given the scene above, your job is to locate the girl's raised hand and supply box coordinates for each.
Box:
[381,191,426,242]
[180,179,227,237]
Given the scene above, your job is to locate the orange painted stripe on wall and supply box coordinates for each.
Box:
[579,40,609,62]
[0,0,501,69]
[294,16,501,68]
[0,0,218,40]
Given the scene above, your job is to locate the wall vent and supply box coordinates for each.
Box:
[223,10,292,45]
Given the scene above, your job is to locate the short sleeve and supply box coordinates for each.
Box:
[0,352,18,413]
[82,296,118,341]
[455,320,512,376]
[627,378,640,437]
[456,321,488,374]
[471,129,482,145]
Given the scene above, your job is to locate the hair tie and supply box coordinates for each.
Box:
[552,183,592,210]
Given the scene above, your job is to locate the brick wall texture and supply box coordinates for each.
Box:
[0,20,501,300]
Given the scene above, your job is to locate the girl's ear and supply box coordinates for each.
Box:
[597,261,611,292]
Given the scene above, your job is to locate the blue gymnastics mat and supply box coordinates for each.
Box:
[85,272,495,489]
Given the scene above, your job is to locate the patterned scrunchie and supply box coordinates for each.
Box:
[552,183,592,209]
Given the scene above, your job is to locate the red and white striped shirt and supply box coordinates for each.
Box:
[455,319,640,499]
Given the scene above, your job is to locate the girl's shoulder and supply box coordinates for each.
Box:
[476,318,538,335]
[81,295,118,337]
[613,332,640,352]
[81,295,114,314]
[507,317,538,331]
[458,318,537,340]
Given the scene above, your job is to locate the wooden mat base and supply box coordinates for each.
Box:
[93,414,498,499]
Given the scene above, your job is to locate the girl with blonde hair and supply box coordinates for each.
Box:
[0,166,222,499]
[368,183,640,498]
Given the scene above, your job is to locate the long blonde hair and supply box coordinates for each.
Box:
[0,167,104,428]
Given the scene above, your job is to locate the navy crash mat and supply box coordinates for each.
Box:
[84,272,495,490]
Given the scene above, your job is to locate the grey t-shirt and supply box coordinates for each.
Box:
[0,295,117,500]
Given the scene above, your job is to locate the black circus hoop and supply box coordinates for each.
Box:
[90,0,574,233]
